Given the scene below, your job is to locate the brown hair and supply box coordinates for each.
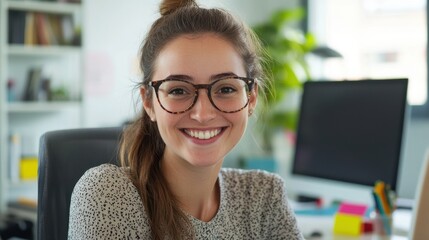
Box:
[119,0,266,239]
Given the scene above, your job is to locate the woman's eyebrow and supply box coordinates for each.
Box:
[210,72,238,81]
[163,72,238,82]
[164,74,192,81]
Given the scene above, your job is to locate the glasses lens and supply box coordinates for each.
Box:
[157,80,196,112]
[211,78,250,112]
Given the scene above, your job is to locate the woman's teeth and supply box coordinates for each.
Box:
[185,129,221,140]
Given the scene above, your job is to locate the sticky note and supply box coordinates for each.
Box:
[333,213,363,236]
[20,156,38,180]
[338,202,368,216]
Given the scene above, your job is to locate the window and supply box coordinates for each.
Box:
[305,0,429,116]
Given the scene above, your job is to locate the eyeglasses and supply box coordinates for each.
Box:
[149,76,255,114]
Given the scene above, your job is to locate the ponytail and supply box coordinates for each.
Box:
[120,100,192,239]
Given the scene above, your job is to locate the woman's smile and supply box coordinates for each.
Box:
[183,128,223,140]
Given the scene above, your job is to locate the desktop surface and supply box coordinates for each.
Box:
[294,207,412,240]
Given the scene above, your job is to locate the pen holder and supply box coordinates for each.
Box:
[371,212,393,236]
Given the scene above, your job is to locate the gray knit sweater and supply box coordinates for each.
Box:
[68,164,304,239]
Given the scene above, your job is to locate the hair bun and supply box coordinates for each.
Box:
[160,0,197,16]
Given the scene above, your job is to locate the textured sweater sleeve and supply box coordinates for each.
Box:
[68,164,150,239]
[217,169,304,239]
[265,174,304,239]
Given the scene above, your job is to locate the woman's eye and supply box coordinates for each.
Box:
[169,88,188,95]
[220,87,236,93]
[218,86,237,94]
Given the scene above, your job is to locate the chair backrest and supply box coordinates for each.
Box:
[37,127,123,240]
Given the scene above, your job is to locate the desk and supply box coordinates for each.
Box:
[295,209,412,240]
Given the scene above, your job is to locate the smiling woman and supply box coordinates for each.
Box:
[67,0,304,239]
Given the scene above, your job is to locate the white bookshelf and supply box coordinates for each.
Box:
[0,0,84,217]
[8,44,81,56]
[7,101,81,112]
[6,0,81,14]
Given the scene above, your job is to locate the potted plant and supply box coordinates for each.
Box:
[252,7,316,153]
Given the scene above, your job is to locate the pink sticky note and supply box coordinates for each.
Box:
[338,202,368,216]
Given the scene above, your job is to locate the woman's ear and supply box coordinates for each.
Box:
[140,87,156,122]
[248,83,258,116]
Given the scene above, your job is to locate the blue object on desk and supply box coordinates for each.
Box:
[294,205,339,216]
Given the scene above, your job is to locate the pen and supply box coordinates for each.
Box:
[372,191,383,214]
[372,190,392,235]
[374,181,391,215]
[373,181,394,235]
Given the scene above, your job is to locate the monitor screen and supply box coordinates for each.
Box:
[292,79,408,191]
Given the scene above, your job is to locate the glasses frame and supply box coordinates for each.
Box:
[149,76,255,114]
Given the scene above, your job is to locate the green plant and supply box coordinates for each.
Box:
[51,86,70,101]
[253,8,316,151]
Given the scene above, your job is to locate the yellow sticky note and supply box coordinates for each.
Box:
[333,213,362,236]
[20,157,38,180]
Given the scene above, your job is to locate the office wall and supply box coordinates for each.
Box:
[82,0,429,199]
[83,0,156,127]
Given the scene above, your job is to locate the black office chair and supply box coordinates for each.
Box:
[37,127,123,240]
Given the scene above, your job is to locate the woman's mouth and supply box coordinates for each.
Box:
[183,128,223,140]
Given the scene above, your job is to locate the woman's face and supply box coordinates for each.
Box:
[142,33,257,169]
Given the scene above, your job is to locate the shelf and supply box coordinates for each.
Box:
[7,44,81,56]
[6,0,81,14]
[7,101,81,113]
[0,0,84,215]
[7,180,37,188]
[8,197,37,223]
[8,205,37,222]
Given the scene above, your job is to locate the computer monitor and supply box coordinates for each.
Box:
[289,79,408,205]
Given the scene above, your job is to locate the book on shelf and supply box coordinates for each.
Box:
[45,15,58,45]
[8,10,26,44]
[35,12,62,46]
[34,13,49,45]
[23,67,42,101]
[48,14,63,45]
[24,12,36,45]
[39,78,52,101]
[8,10,79,46]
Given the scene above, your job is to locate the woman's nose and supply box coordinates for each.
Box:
[189,90,217,122]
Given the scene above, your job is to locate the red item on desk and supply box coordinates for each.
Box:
[316,198,323,208]
[362,220,374,233]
